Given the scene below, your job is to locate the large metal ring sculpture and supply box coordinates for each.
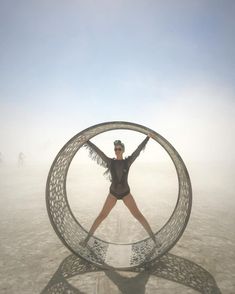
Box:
[46,121,192,270]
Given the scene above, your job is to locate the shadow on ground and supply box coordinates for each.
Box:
[41,253,221,294]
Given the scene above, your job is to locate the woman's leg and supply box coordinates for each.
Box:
[122,193,158,245]
[81,193,117,245]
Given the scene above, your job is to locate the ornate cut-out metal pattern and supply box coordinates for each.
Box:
[46,121,192,269]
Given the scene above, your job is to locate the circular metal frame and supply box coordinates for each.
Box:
[45,121,192,270]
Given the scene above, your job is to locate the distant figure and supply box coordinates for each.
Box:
[0,152,3,166]
[18,152,25,167]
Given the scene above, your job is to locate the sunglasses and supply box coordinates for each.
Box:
[114,148,122,151]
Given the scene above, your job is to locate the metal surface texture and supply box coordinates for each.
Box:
[45,121,192,270]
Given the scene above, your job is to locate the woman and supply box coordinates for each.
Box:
[80,133,158,247]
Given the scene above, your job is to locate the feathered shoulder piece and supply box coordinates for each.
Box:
[83,140,112,181]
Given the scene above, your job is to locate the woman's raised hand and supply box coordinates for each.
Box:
[148,133,154,138]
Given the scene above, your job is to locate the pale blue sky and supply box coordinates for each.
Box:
[0,0,235,164]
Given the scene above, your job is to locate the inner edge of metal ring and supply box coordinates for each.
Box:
[45,121,192,269]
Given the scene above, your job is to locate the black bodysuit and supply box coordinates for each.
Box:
[83,136,150,199]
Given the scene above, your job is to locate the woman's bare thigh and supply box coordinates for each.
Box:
[99,193,117,215]
[122,193,141,215]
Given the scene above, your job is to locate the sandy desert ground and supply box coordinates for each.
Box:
[0,159,234,293]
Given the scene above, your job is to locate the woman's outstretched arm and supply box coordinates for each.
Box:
[127,135,151,166]
[83,140,111,168]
